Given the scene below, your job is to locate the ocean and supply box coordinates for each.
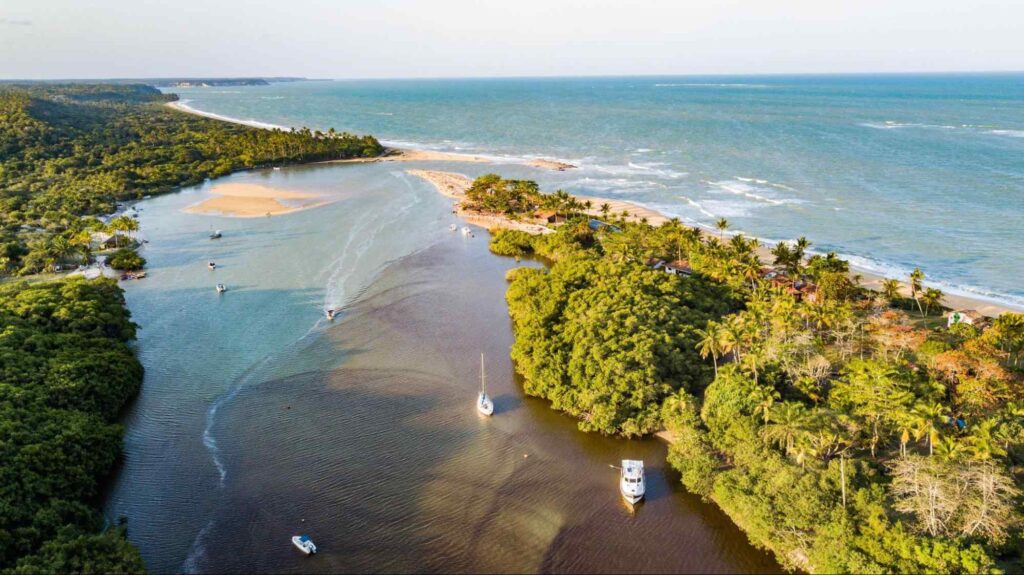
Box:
[167,74,1024,309]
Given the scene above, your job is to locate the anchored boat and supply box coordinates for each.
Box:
[291,534,317,555]
[477,353,494,416]
[449,224,458,232]
[461,226,472,237]
[216,283,227,294]
[208,261,216,270]
[210,230,222,240]
[325,309,336,321]
[620,459,645,505]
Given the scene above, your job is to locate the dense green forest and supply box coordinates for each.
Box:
[481,173,1024,573]
[0,278,145,573]
[0,83,383,275]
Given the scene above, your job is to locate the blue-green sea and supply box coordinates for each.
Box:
[168,74,1024,309]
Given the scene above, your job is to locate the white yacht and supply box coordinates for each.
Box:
[620,459,645,505]
[216,283,227,294]
[449,224,458,232]
[477,353,494,416]
[207,261,216,270]
[291,534,316,555]
[461,226,472,236]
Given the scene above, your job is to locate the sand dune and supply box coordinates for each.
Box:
[184,183,330,218]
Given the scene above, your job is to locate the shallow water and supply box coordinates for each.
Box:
[104,161,779,573]
[168,74,1024,309]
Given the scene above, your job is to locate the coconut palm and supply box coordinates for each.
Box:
[911,402,949,456]
[965,419,1007,461]
[909,267,925,316]
[715,217,729,240]
[881,278,902,303]
[920,287,944,317]
[600,203,610,218]
[761,402,812,456]
[696,322,724,377]
[749,384,781,425]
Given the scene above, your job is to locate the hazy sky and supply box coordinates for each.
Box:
[1,0,1021,79]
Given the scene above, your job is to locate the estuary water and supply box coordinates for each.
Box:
[103,160,780,572]
[167,74,1024,309]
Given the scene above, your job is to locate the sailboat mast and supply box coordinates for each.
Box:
[480,353,486,394]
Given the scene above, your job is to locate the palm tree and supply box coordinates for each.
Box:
[71,230,93,265]
[920,287,944,317]
[909,267,925,316]
[696,322,724,377]
[911,402,949,456]
[881,278,902,303]
[761,402,811,456]
[715,217,729,240]
[965,419,1007,461]
[600,203,610,218]
[749,384,781,425]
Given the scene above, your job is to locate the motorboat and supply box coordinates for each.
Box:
[619,459,645,505]
[216,283,227,294]
[477,353,494,416]
[325,309,336,321]
[291,534,316,555]
[461,226,472,237]
[210,230,222,240]
[449,224,458,232]
[208,261,216,270]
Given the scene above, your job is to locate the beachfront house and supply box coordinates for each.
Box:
[534,210,567,225]
[947,309,986,329]
[89,231,120,250]
[664,260,694,276]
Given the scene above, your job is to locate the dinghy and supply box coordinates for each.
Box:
[477,353,494,416]
[208,262,216,270]
[291,534,316,555]
[209,230,222,240]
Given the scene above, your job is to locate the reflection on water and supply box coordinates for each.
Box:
[104,162,779,573]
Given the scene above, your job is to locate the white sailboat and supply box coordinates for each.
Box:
[619,459,645,505]
[477,353,494,416]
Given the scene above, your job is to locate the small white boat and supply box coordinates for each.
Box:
[325,309,335,321]
[477,353,494,416]
[216,283,227,294]
[208,262,216,270]
[620,459,645,505]
[461,226,472,237]
[210,230,222,240]
[291,534,316,555]
[273,167,282,171]
[449,224,458,232]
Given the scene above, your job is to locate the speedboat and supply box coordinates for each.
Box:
[210,230,222,240]
[216,283,227,294]
[620,460,645,505]
[449,224,458,232]
[291,534,316,555]
[208,261,216,270]
[477,353,494,416]
[461,226,472,236]
[325,309,335,321]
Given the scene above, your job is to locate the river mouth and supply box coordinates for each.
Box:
[104,162,779,573]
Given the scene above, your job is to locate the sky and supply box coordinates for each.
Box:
[1,0,1022,79]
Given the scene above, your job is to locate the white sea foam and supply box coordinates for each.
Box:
[861,121,957,131]
[678,195,717,219]
[654,83,771,89]
[989,129,1024,138]
[706,180,798,206]
[172,100,292,131]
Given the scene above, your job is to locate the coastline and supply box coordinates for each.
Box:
[167,100,1020,317]
[411,169,1019,318]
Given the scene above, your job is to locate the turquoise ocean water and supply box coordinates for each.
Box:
[168,74,1024,309]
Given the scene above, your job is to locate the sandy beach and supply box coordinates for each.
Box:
[183,182,330,218]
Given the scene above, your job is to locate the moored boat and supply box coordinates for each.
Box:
[291,534,316,555]
[210,230,222,240]
[216,283,227,294]
[619,459,645,505]
[461,226,472,236]
[208,261,216,270]
[325,308,335,321]
[449,224,458,232]
[477,353,494,416]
